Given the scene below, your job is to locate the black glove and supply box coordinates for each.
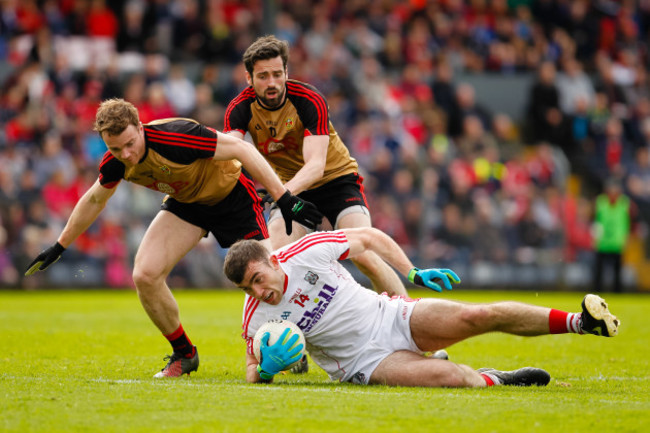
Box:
[25,242,66,276]
[276,191,323,235]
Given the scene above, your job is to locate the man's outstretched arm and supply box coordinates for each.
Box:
[341,227,460,292]
[26,179,115,275]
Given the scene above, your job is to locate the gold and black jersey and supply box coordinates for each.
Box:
[224,79,358,189]
[98,118,241,205]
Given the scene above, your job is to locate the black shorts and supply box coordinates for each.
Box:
[298,173,369,226]
[161,173,268,248]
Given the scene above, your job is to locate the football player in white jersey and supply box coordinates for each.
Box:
[224,227,620,388]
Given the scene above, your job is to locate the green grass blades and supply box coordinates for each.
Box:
[1,290,649,432]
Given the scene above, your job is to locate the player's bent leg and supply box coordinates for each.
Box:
[267,212,308,249]
[133,210,205,334]
[409,299,552,350]
[336,211,407,296]
[369,350,485,387]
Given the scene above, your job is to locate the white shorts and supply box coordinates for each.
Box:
[344,296,421,384]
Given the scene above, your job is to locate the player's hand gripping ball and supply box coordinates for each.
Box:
[253,319,306,371]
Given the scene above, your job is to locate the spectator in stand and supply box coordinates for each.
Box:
[563,194,594,263]
[448,83,492,138]
[0,225,19,286]
[86,0,119,39]
[625,146,650,245]
[471,192,508,264]
[593,55,629,119]
[164,64,196,117]
[171,0,206,61]
[431,60,457,121]
[556,57,596,116]
[527,61,569,146]
[456,114,498,161]
[41,168,80,223]
[33,131,75,187]
[491,112,522,161]
[116,0,152,54]
[564,0,599,65]
[143,82,176,120]
[428,202,473,267]
[589,117,634,189]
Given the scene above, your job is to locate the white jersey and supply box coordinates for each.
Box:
[242,231,420,383]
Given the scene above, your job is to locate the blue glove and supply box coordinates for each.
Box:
[408,267,461,292]
[257,328,305,381]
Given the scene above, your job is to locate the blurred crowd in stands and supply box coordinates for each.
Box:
[1,0,650,290]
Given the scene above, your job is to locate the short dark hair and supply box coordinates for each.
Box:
[242,35,289,75]
[223,239,271,284]
[94,98,140,138]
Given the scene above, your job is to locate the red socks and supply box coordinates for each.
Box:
[549,309,583,334]
[481,374,496,386]
[164,324,195,357]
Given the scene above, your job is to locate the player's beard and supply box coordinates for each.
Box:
[258,86,286,109]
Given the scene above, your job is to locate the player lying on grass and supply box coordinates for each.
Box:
[24,98,323,378]
[224,227,620,387]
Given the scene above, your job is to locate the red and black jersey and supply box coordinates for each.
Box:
[224,79,358,189]
[99,118,241,205]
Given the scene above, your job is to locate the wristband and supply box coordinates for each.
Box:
[408,267,425,286]
[256,364,274,382]
[408,267,419,282]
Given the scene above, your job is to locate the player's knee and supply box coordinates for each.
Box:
[459,305,495,331]
[132,265,165,290]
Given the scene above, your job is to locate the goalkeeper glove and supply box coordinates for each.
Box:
[25,242,66,276]
[257,328,305,381]
[408,267,460,292]
[276,191,323,235]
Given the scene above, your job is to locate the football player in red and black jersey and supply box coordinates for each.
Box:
[224,35,407,302]
[25,98,322,378]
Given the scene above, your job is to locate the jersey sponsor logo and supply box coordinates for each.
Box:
[304,271,319,285]
[155,182,176,194]
[281,311,291,320]
[159,165,171,175]
[144,180,189,194]
[285,118,294,130]
[296,283,337,333]
[258,136,299,154]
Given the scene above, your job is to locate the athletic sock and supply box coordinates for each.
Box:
[548,309,584,334]
[480,373,500,386]
[164,324,195,357]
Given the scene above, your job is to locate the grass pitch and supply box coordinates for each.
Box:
[1,289,649,432]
